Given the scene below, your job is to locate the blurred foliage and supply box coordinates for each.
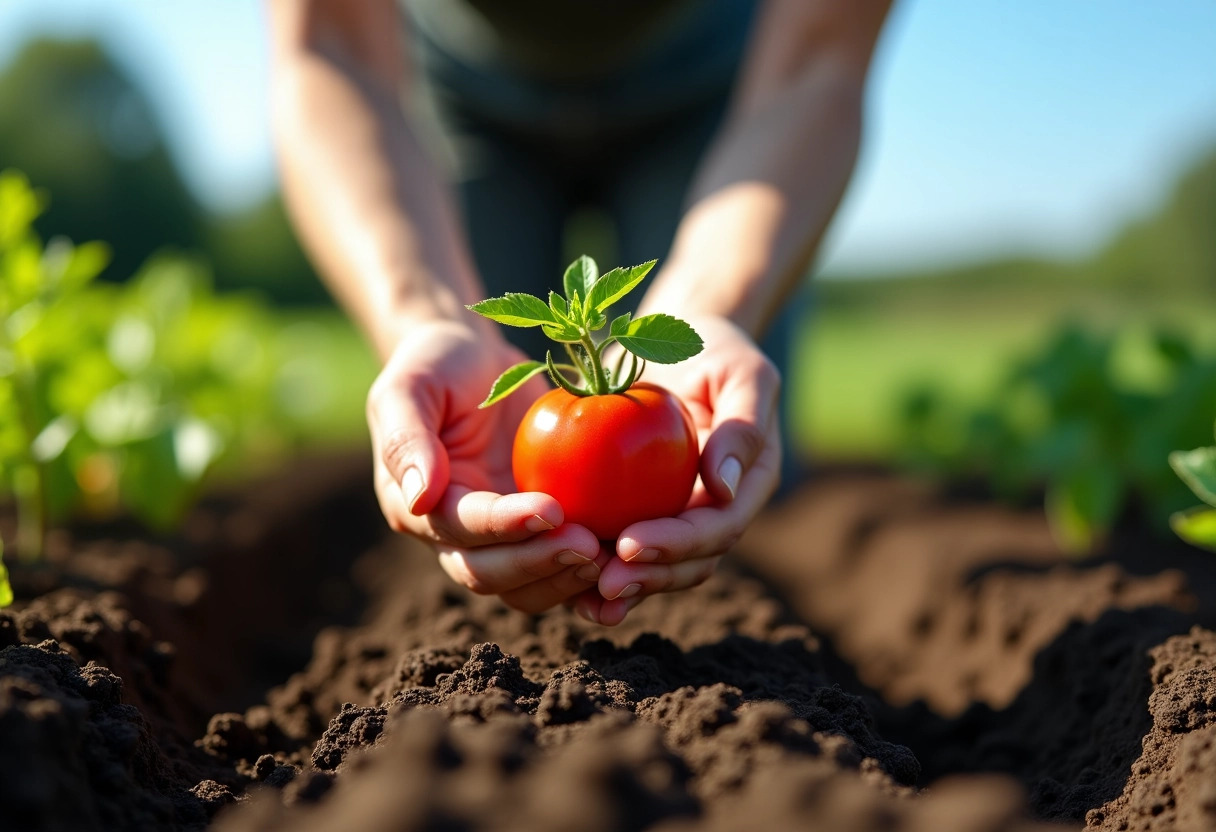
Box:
[899,324,1216,554]
[0,170,374,609]
[0,38,329,304]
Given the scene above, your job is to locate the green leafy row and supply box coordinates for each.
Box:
[899,323,1216,554]
[468,255,703,406]
[0,170,352,607]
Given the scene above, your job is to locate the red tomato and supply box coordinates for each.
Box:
[513,382,699,540]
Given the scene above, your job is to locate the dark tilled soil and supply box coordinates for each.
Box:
[1,456,1213,831]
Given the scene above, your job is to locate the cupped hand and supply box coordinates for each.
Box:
[572,315,783,626]
[368,319,609,612]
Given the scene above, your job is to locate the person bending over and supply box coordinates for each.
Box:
[265,0,890,624]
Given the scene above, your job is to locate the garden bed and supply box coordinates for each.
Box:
[2,454,1213,831]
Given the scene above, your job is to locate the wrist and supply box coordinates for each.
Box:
[639,265,766,338]
[372,288,493,361]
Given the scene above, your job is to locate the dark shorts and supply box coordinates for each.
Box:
[409,0,810,481]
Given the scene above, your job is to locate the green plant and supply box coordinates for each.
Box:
[0,170,335,607]
[1,169,110,576]
[468,255,702,405]
[900,323,1216,554]
[1169,437,1216,550]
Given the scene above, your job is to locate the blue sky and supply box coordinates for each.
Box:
[1,0,1214,275]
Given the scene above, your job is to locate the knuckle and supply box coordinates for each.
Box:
[733,422,767,462]
[441,552,494,595]
[513,551,549,581]
[380,428,422,476]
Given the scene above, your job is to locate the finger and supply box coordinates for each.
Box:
[498,548,614,614]
[571,587,606,624]
[374,463,417,536]
[569,583,645,626]
[368,373,449,516]
[597,555,723,602]
[596,595,646,627]
[618,420,780,563]
[698,357,780,503]
[435,524,600,595]
[429,484,564,547]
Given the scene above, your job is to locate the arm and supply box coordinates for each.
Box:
[265,0,609,612]
[640,0,892,335]
[266,0,483,358]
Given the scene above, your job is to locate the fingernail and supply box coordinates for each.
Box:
[556,549,592,566]
[611,583,642,600]
[719,456,742,499]
[402,466,425,513]
[575,563,601,581]
[526,514,556,532]
[623,547,661,563]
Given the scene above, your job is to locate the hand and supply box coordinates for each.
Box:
[368,319,608,612]
[572,315,783,626]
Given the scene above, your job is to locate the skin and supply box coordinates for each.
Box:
[266,0,892,625]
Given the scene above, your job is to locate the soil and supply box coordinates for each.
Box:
[1,454,1214,831]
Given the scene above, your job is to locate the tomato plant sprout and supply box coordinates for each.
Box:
[1169,435,1216,551]
[468,256,703,406]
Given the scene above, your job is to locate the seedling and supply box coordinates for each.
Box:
[469,255,702,405]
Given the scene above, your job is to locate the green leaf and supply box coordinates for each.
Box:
[1171,506,1216,551]
[467,293,555,328]
[1170,447,1216,507]
[549,290,569,320]
[479,361,547,408]
[563,256,598,304]
[609,312,631,339]
[587,260,656,314]
[541,322,582,343]
[614,313,703,364]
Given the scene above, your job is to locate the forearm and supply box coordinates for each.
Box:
[641,0,889,339]
[269,9,484,359]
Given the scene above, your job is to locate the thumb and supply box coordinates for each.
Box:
[368,374,451,516]
[698,360,780,503]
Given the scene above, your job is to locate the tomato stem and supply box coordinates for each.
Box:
[546,351,590,397]
[563,343,589,386]
[579,330,611,395]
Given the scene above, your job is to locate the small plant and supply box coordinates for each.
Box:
[1169,434,1216,550]
[469,255,704,539]
[0,170,325,607]
[1,169,111,596]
